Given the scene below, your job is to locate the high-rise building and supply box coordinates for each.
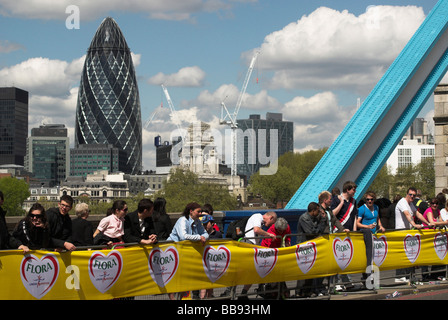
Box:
[70,143,125,177]
[0,87,28,166]
[74,17,142,174]
[25,124,69,187]
[236,112,293,180]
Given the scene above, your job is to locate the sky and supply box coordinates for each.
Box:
[0,0,444,171]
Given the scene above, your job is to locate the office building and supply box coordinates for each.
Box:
[236,112,293,180]
[25,124,69,187]
[386,117,434,175]
[0,87,28,166]
[70,143,125,177]
[74,17,142,174]
[386,139,434,174]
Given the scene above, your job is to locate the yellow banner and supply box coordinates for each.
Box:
[1,229,447,300]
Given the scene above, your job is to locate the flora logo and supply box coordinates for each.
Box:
[373,235,388,267]
[254,248,278,278]
[89,251,123,293]
[333,237,354,270]
[434,232,448,261]
[203,245,231,282]
[20,254,59,299]
[404,234,420,263]
[296,242,317,274]
[148,246,179,287]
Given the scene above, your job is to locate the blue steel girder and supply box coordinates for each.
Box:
[286,0,448,210]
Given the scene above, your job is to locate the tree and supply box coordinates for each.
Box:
[415,157,435,198]
[0,177,30,216]
[155,168,237,212]
[248,149,327,206]
[368,165,393,199]
[249,165,298,206]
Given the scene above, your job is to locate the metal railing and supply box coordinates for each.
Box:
[4,229,448,300]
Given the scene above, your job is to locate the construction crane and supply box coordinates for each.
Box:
[220,51,259,185]
[143,105,162,130]
[161,84,185,143]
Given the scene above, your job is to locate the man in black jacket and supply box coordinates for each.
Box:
[46,195,76,251]
[123,198,157,245]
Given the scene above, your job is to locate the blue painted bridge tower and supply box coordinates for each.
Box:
[286,0,448,210]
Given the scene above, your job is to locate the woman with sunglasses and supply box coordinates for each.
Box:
[356,191,385,233]
[13,203,52,251]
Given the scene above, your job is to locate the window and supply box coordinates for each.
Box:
[398,148,412,168]
[421,148,434,158]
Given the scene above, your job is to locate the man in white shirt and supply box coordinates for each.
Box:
[239,211,277,299]
[244,211,277,245]
[394,187,432,283]
[395,187,431,230]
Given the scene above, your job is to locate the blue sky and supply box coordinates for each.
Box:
[0,0,442,170]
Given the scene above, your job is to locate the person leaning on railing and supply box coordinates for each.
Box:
[123,198,157,245]
[46,195,76,252]
[12,202,52,253]
[167,202,209,300]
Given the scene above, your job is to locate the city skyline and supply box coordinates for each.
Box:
[0,0,442,171]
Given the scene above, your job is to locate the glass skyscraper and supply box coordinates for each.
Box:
[25,124,69,187]
[75,17,142,174]
[0,87,28,166]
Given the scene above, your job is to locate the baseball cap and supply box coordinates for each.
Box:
[200,214,214,224]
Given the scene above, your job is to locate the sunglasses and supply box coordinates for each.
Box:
[29,213,43,219]
[408,193,416,198]
[366,198,375,202]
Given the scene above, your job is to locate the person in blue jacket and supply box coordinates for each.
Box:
[167,202,208,244]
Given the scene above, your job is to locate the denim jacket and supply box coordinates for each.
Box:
[167,216,209,242]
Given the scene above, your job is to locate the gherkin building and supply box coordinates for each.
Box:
[75,17,142,174]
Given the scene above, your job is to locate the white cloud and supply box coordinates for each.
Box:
[248,5,425,94]
[0,57,83,97]
[0,0,233,21]
[282,92,357,151]
[194,84,282,112]
[148,66,205,87]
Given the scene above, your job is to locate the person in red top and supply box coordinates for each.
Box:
[261,217,291,248]
[258,217,291,299]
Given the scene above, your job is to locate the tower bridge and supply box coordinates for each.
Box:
[286,0,448,210]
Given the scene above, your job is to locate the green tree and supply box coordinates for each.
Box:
[249,165,298,206]
[248,149,327,206]
[368,165,393,199]
[415,157,435,198]
[0,177,30,216]
[373,157,435,200]
[155,168,237,212]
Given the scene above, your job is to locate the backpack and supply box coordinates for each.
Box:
[225,217,254,240]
